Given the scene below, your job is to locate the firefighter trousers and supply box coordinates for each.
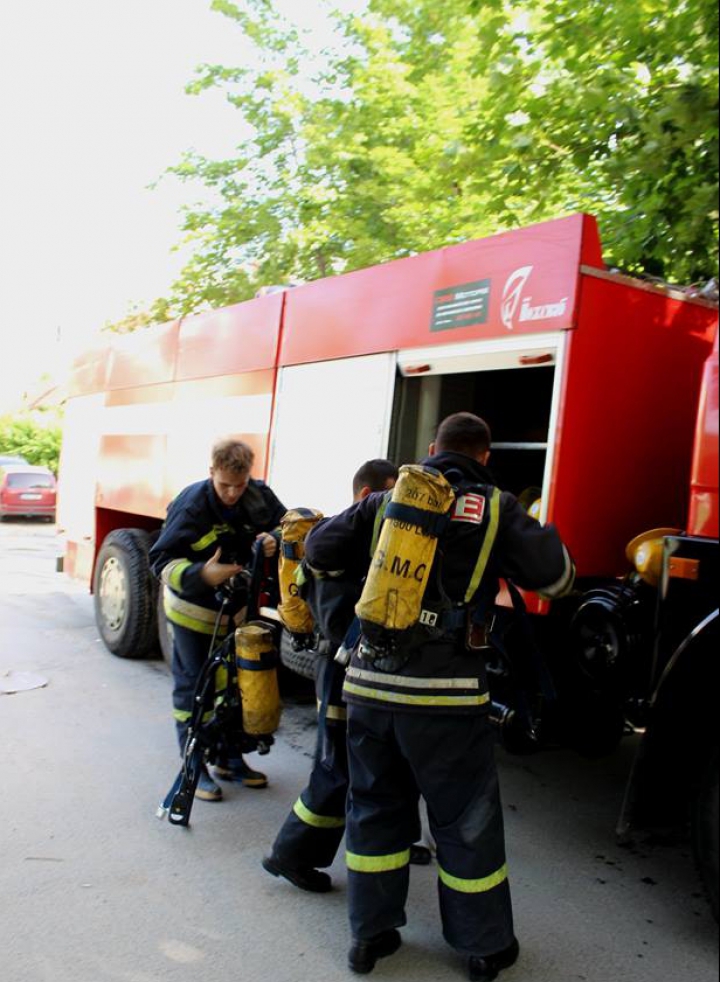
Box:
[346,705,515,958]
[171,622,220,753]
[269,656,349,869]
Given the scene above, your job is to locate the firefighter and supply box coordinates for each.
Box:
[262,460,432,892]
[149,437,286,802]
[303,413,575,980]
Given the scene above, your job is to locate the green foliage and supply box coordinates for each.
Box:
[146,0,718,320]
[0,412,63,474]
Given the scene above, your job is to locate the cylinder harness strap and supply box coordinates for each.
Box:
[464,487,501,604]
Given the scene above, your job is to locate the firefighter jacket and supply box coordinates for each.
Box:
[304,451,574,716]
[149,478,286,637]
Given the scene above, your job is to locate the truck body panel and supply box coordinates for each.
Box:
[58,213,717,593]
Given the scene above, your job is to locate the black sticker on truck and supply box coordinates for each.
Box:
[431,279,491,332]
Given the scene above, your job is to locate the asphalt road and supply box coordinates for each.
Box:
[0,519,717,982]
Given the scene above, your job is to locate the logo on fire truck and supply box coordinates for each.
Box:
[501,265,568,331]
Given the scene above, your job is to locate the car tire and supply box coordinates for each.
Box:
[93,529,159,659]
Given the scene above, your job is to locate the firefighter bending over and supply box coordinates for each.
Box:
[303,413,575,980]
[149,438,286,802]
[262,459,431,893]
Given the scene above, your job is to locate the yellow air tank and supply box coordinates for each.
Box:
[235,622,281,739]
[277,508,324,638]
[356,465,455,644]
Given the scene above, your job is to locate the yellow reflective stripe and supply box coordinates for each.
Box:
[293,798,346,830]
[162,559,192,592]
[438,862,508,894]
[465,487,501,603]
[317,699,348,721]
[343,682,490,708]
[164,589,230,630]
[173,707,213,725]
[347,666,480,690]
[190,524,234,552]
[538,548,576,599]
[347,849,411,873]
[166,607,230,637]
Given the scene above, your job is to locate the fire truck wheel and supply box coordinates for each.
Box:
[692,751,719,922]
[93,529,159,659]
[279,629,317,680]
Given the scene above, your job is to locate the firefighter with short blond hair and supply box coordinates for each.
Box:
[150,437,285,802]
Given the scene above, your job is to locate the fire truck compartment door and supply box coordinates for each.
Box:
[397,332,563,377]
[267,353,397,516]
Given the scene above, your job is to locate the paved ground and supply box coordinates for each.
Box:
[0,518,716,982]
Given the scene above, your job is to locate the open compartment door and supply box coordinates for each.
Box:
[267,353,397,516]
[393,332,569,525]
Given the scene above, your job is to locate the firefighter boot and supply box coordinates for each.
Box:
[195,766,223,802]
[348,930,402,974]
[261,855,332,893]
[467,939,520,982]
[213,757,268,788]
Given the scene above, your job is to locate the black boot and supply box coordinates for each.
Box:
[467,938,520,981]
[348,929,402,974]
[261,855,332,893]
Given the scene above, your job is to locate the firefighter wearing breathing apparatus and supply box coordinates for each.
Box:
[303,414,575,981]
[149,437,286,803]
[263,460,436,893]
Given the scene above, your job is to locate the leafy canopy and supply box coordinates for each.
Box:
[0,412,63,474]
[133,0,718,324]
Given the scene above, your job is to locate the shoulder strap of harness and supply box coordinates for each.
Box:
[464,486,501,604]
[369,490,393,556]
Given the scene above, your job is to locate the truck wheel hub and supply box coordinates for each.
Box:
[99,557,127,630]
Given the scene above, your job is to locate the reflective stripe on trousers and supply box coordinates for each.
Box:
[345,705,514,956]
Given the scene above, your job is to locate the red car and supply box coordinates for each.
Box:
[0,465,57,521]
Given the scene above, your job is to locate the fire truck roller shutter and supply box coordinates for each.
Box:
[93,529,159,659]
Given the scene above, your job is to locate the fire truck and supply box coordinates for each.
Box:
[57,213,718,914]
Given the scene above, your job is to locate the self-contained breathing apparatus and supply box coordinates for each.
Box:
[277,508,324,651]
[157,546,282,827]
[354,464,457,670]
[352,464,553,752]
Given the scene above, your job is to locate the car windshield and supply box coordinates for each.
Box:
[6,473,55,489]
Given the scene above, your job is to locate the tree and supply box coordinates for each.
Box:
[144,0,718,322]
[0,412,63,474]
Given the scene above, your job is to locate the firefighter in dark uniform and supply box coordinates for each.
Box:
[303,413,575,981]
[262,460,432,892]
[149,437,286,802]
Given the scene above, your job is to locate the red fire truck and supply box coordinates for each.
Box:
[57,213,718,913]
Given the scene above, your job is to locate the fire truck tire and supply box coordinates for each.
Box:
[692,751,719,922]
[93,529,159,659]
[279,629,317,681]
